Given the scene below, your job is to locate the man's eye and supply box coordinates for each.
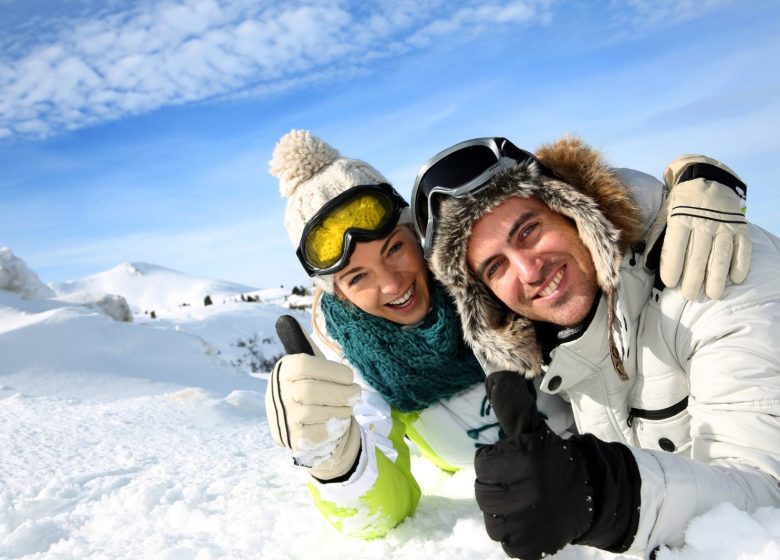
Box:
[486,260,502,280]
[349,273,366,286]
[520,223,537,240]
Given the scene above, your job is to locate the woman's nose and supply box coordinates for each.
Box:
[378,266,403,294]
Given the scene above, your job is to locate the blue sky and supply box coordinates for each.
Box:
[1,0,778,289]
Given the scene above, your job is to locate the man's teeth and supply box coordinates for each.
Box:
[539,270,564,298]
[388,285,415,307]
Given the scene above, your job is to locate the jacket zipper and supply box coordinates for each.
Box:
[627,396,688,427]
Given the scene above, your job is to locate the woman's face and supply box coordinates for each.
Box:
[334,225,431,325]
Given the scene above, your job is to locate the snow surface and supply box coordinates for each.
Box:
[2,248,780,559]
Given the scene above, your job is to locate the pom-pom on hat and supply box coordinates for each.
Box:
[269,129,410,294]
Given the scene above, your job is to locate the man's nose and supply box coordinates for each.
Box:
[509,250,544,286]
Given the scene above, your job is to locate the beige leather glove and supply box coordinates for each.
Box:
[646,155,750,300]
[265,351,362,480]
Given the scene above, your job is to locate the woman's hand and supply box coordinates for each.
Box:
[266,318,362,481]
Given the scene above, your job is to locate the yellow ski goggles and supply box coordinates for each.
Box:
[296,183,408,276]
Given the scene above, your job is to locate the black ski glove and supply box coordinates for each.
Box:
[474,372,642,559]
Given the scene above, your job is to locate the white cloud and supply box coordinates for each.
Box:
[0,0,549,139]
[0,0,749,140]
[14,119,50,135]
[405,1,542,48]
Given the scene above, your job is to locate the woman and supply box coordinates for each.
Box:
[264,129,541,539]
[263,130,742,539]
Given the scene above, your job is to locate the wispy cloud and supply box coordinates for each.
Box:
[1,0,554,139]
[610,0,735,28]
[6,0,740,141]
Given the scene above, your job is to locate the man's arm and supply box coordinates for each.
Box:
[627,224,780,553]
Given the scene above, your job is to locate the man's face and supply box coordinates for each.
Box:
[466,196,599,327]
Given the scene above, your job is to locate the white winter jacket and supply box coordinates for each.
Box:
[539,215,780,555]
[428,137,780,557]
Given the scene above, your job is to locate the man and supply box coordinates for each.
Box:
[411,136,780,558]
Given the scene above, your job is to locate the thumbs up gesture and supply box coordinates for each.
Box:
[265,317,362,481]
[475,371,594,558]
[475,372,642,558]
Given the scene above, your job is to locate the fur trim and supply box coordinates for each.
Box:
[429,136,643,377]
[535,137,644,256]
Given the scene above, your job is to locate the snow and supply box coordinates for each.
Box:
[51,262,260,313]
[0,248,55,300]
[2,247,780,559]
[54,292,133,323]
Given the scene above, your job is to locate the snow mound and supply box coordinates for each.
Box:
[92,293,133,323]
[0,247,55,299]
[56,291,133,322]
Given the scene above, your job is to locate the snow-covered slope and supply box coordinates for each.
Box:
[2,248,780,560]
[0,289,257,397]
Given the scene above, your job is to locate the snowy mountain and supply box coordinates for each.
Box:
[52,261,267,312]
[0,251,310,394]
[1,246,780,559]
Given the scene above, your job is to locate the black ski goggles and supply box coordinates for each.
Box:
[296,183,409,276]
[411,137,550,257]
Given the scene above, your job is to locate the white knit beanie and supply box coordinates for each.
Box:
[269,129,411,293]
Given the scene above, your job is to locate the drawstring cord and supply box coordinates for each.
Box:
[607,289,629,381]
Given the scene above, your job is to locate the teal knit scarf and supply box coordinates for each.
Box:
[320,280,484,412]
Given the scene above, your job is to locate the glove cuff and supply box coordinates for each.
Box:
[677,162,746,199]
[571,435,642,552]
[666,156,747,200]
[308,418,361,481]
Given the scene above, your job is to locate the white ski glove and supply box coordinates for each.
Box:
[266,350,362,481]
[646,155,750,300]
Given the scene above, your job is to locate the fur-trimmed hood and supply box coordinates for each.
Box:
[428,136,645,377]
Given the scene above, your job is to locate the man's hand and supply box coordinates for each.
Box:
[265,325,362,481]
[475,372,642,558]
[475,372,593,559]
[649,155,750,300]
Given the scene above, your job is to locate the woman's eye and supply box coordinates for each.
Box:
[388,241,403,255]
[349,272,366,286]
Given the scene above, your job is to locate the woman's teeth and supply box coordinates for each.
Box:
[538,270,564,298]
[387,285,415,307]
